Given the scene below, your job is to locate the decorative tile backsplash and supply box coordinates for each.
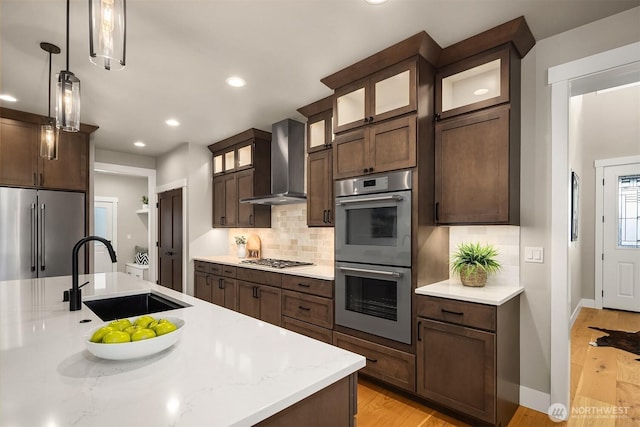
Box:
[227,204,334,267]
[449,226,520,286]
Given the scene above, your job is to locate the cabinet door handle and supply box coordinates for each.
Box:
[33,173,37,186]
[253,286,260,299]
[363,168,368,174]
[434,113,441,122]
[363,118,368,124]
[434,202,440,222]
[441,308,464,316]
[218,278,224,289]
[365,357,378,363]
[368,116,373,123]
[368,167,374,173]
[417,321,422,341]
[221,216,226,225]
[298,305,311,311]
[297,283,311,288]
[327,209,332,223]
[322,209,327,223]
[39,173,44,187]
[249,214,253,226]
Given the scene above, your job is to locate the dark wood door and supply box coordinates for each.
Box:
[237,281,260,319]
[333,128,367,180]
[213,175,226,227]
[416,318,496,423]
[0,118,38,187]
[257,284,281,326]
[211,276,237,310]
[435,105,511,224]
[40,131,88,191]
[307,150,333,226]
[194,271,212,302]
[158,188,183,292]
[236,169,254,226]
[369,114,416,174]
[223,278,238,310]
[213,173,237,227]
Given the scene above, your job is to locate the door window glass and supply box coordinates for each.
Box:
[346,206,397,246]
[619,174,640,248]
[345,275,397,321]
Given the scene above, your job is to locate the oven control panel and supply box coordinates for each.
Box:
[335,170,412,197]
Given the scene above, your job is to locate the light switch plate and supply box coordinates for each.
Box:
[524,246,544,263]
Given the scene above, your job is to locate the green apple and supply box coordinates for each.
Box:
[90,326,114,343]
[124,325,141,335]
[131,328,156,341]
[108,318,132,331]
[102,330,131,344]
[134,315,155,328]
[154,321,177,336]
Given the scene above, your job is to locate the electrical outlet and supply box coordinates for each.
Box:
[524,246,544,263]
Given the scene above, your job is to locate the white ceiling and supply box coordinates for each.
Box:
[2,0,638,157]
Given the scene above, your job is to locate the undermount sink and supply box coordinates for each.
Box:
[84,292,192,321]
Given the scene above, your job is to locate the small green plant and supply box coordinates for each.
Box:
[234,235,247,245]
[142,195,149,205]
[451,242,502,279]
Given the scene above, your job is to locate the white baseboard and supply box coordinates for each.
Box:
[570,298,596,327]
[520,385,551,414]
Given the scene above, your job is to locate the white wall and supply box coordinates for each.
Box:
[519,6,640,397]
[156,143,228,296]
[94,173,149,272]
[95,148,156,169]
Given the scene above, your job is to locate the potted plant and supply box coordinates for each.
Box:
[450,242,502,287]
[141,195,149,210]
[234,235,247,258]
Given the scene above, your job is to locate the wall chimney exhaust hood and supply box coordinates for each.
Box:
[240,118,307,205]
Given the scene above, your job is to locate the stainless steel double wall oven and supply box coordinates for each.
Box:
[334,170,412,344]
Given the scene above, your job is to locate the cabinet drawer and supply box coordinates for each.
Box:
[209,263,237,278]
[282,290,333,329]
[237,268,281,287]
[333,332,415,392]
[195,261,210,273]
[282,316,333,344]
[417,296,496,331]
[282,275,333,298]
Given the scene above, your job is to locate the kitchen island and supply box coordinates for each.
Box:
[0,273,365,426]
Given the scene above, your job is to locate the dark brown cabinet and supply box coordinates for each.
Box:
[435,105,517,224]
[332,59,417,134]
[236,267,282,326]
[194,270,212,303]
[333,114,416,180]
[281,275,334,344]
[0,114,92,191]
[211,275,237,310]
[194,261,237,310]
[416,295,520,426]
[307,150,333,226]
[209,129,271,228]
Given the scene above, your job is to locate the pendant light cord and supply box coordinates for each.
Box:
[65,0,70,71]
[48,50,52,118]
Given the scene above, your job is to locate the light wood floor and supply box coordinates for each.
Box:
[355,307,640,426]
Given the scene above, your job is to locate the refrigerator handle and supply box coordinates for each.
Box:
[31,204,36,272]
[40,204,45,271]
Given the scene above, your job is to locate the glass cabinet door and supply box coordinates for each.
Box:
[224,151,235,172]
[307,109,333,153]
[371,59,416,121]
[436,46,510,119]
[237,144,253,169]
[213,154,224,175]
[309,119,326,149]
[334,81,366,133]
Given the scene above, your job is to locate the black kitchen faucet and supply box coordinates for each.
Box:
[68,236,117,311]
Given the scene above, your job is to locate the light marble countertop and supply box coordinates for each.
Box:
[415,279,523,306]
[194,255,335,280]
[0,273,364,427]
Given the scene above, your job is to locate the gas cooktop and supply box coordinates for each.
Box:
[240,258,314,269]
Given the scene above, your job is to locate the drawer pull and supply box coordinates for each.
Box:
[441,308,464,316]
[365,357,378,363]
[297,283,311,288]
[298,305,311,311]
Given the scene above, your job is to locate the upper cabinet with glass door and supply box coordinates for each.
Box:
[436,46,510,120]
[333,59,417,134]
[212,143,254,176]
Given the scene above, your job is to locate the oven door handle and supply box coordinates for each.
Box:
[338,266,402,278]
[337,194,403,205]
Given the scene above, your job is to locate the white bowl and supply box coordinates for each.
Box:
[85,317,185,360]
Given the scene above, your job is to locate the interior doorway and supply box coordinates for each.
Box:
[94,197,118,273]
[158,188,183,292]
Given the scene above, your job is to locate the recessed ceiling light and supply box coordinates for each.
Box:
[165,119,180,127]
[226,76,246,88]
[473,88,489,96]
[0,94,18,102]
[134,141,146,147]
[364,0,388,5]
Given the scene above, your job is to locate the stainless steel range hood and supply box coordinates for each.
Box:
[240,119,307,205]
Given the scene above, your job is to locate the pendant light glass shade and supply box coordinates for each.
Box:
[89,0,126,71]
[40,117,59,160]
[56,70,81,132]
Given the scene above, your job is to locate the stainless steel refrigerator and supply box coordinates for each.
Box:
[0,187,85,281]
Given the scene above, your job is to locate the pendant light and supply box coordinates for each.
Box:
[56,0,81,132]
[40,42,61,160]
[89,0,126,70]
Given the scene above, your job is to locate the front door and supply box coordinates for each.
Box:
[603,163,640,312]
[158,188,183,292]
